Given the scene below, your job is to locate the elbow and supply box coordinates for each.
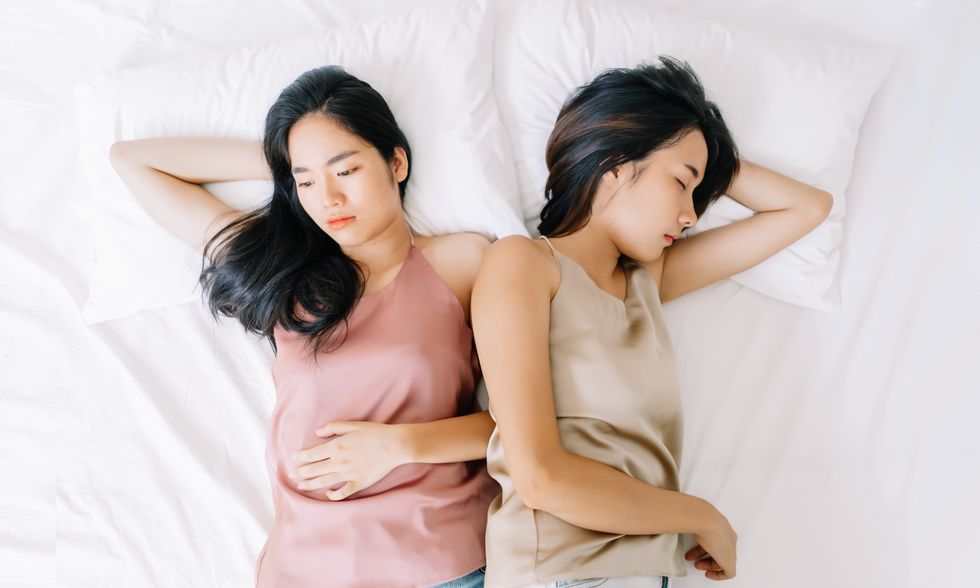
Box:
[108,139,148,172]
[809,189,834,221]
[510,457,564,512]
[108,140,131,170]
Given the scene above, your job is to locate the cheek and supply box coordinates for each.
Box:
[347,176,404,234]
[295,191,319,219]
[604,194,647,244]
[351,173,399,210]
[642,180,680,220]
[618,187,661,225]
[610,188,672,249]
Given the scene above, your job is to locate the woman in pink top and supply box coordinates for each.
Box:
[110,66,499,587]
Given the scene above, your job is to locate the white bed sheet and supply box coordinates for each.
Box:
[2,0,978,587]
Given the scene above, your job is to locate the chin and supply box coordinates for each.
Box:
[639,252,665,265]
[619,248,657,266]
[320,227,356,245]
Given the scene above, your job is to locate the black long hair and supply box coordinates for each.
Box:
[539,55,739,237]
[199,66,412,355]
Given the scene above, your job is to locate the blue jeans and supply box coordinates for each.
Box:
[430,566,486,588]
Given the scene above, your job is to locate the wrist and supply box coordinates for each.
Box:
[692,496,723,535]
[393,423,420,464]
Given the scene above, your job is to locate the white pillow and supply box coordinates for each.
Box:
[74,0,526,324]
[494,0,896,311]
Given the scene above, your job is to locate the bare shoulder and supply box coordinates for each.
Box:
[415,232,491,320]
[417,231,491,279]
[480,235,560,297]
[485,234,549,263]
[421,230,490,256]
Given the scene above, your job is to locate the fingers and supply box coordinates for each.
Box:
[316,421,363,437]
[701,557,735,580]
[686,545,722,571]
[687,544,734,580]
[293,446,332,464]
[325,481,359,501]
[295,471,346,491]
[705,569,735,581]
[290,456,345,480]
[293,441,338,463]
[295,425,357,460]
[694,558,723,572]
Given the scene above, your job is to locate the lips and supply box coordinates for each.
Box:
[664,234,675,245]
[327,216,355,229]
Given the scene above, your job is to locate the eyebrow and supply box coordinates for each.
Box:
[291,150,360,173]
[685,164,701,180]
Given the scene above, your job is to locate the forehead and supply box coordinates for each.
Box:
[651,128,708,168]
[287,114,368,158]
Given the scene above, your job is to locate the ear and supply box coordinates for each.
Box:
[390,147,409,183]
[594,162,629,210]
[601,161,633,189]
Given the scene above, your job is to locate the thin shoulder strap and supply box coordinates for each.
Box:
[538,235,562,273]
[539,235,558,256]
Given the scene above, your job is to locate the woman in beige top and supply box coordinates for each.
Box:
[472,56,833,587]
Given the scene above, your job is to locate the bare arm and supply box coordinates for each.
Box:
[292,233,495,496]
[108,137,272,253]
[397,411,495,463]
[472,236,726,537]
[304,412,495,466]
[652,159,833,302]
[292,412,494,501]
[396,233,495,462]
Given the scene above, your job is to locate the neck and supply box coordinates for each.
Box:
[341,216,413,280]
[547,222,622,282]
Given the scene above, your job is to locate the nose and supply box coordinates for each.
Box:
[679,199,697,228]
[318,176,346,208]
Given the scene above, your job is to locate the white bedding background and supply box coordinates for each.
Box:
[2,0,978,587]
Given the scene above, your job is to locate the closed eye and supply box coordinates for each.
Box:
[297,180,313,188]
[676,178,687,190]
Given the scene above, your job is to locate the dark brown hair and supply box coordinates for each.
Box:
[539,56,740,237]
[199,65,411,357]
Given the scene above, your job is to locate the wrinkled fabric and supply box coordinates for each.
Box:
[259,245,498,588]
